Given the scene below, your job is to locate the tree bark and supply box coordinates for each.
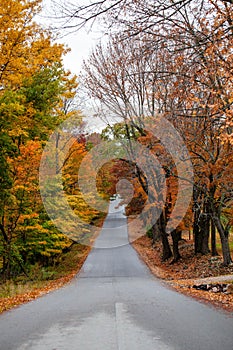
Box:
[159,213,172,261]
[193,191,210,255]
[151,221,161,244]
[200,206,210,255]
[193,186,202,254]
[171,229,182,263]
[212,214,232,266]
[193,208,202,254]
[211,219,218,256]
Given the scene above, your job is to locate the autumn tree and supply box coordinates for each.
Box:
[51,0,233,265]
[154,2,233,264]
[0,0,82,278]
[79,2,233,265]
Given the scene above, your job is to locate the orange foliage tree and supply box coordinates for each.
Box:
[80,1,233,265]
[0,0,82,279]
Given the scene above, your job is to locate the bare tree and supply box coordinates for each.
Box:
[50,1,232,36]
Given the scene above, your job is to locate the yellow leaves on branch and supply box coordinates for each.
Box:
[0,0,66,87]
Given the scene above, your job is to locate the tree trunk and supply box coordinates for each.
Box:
[193,209,202,254]
[151,221,161,244]
[2,242,12,280]
[211,219,218,256]
[0,224,12,280]
[55,132,61,175]
[171,229,181,263]
[159,214,172,261]
[221,236,232,266]
[161,232,172,261]
[193,186,202,254]
[212,214,232,266]
[200,208,210,255]
[193,200,210,255]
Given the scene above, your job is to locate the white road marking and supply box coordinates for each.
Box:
[115,303,172,350]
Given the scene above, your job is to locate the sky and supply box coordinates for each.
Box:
[38,0,110,132]
[39,0,104,75]
[61,31,99,74]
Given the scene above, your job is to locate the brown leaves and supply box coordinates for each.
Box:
[130,217,233,312]
[0,276,77,313]
[0,245,91,314]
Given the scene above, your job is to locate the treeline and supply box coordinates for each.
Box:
[65,0,233,265]
[1,0,232,282]
[0,0,101,280]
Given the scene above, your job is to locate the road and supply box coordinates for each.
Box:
[0,198,233,350]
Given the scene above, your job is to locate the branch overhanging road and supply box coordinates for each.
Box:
[0,198,233,350]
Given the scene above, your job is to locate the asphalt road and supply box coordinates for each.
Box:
[0,198,233,350]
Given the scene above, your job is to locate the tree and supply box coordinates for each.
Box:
[0,0,66,87]
[0,141,42,277]
[50,0,233,265]
[0,0,83,278]
[79,2,233,264]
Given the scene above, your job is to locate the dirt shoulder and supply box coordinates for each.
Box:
[129,219,233,313]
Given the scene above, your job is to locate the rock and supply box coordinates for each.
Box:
[225,284,233,294]
[210,284,228,293]
[192,283,228,293]
[209,257,220,263]
[193,284,210,291]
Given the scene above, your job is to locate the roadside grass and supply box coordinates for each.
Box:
[216,240,233,254]
[182,230,233,255]
[0,214,106,313]
[0,243,91,313]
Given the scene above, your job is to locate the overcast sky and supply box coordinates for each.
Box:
[39,0,104,75]
[38,1,115,132]
[57,28,104,76]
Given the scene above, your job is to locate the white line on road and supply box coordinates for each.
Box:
[115,302,173,350]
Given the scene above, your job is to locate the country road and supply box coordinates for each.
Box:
[0,198,233,350]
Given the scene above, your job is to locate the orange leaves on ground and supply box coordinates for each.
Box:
[131,225,233,312]
[0,244,91,314]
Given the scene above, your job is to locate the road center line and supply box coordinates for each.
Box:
[115,302,127,350]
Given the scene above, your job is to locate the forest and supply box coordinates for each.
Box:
[77,0,233,266]
[0,0,232,298]
[0,0,106,284]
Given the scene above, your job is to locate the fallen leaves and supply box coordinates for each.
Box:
[0,245,90,314]
[168,280,233,313]
[130,219,233,313]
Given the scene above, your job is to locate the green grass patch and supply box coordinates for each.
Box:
[0,243,90,312]
[216,240,233,253]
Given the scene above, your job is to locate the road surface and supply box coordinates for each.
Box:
[0,198,233,350]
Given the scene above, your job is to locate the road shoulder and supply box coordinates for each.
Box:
[129,219,233,313]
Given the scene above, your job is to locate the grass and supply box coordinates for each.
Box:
[182,230,233,255]
[215,235,233,254]
[0,243,90,313]
[0,214,106,313]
